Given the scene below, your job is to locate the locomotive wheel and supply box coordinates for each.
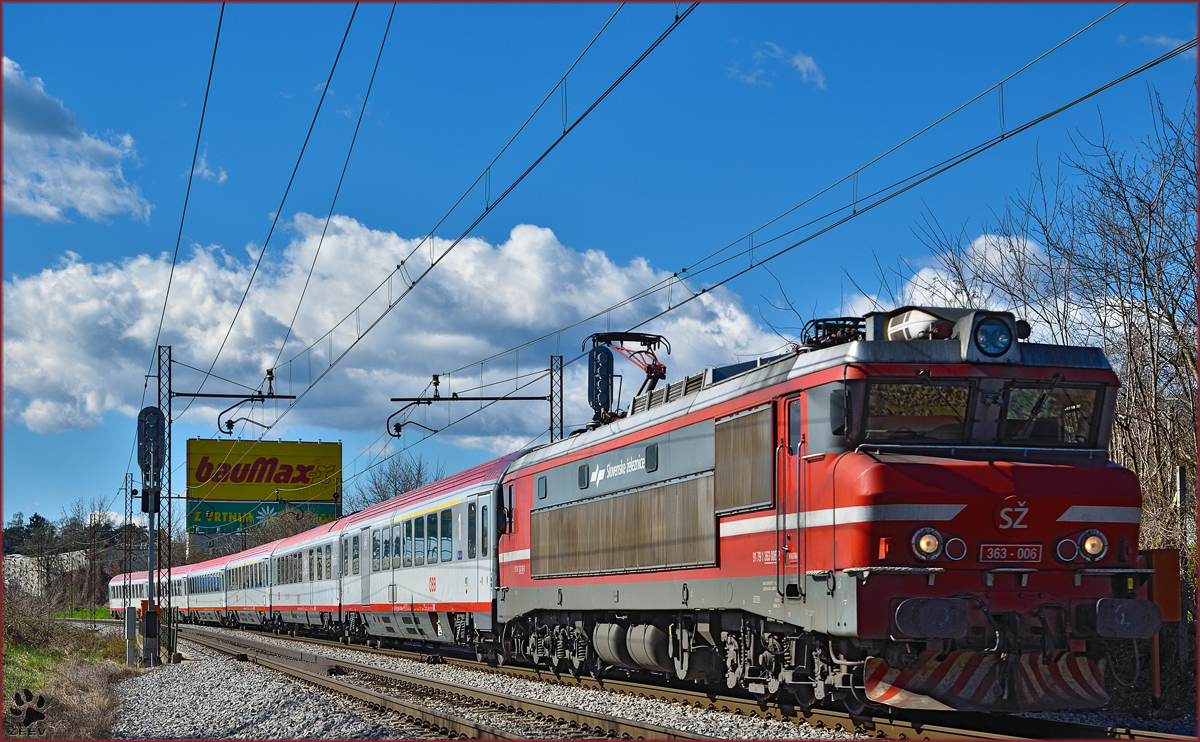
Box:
[838,692,866,716]
[724,635,743,690]
[789,684,815,711]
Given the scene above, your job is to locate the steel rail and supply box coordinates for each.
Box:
[331,654,715,740]
[213,626,1193,741]
[178,626,518,739]
[180,625,708,739]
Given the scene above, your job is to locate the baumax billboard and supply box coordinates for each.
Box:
[186,439,341,503]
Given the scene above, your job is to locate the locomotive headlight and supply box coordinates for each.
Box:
[1079,530,1107,560]
[974,318,1013,357]
[912,527,943,560]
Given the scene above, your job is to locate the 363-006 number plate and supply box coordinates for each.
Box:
[979,543,1042,562]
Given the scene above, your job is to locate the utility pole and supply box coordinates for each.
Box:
[124,472,136,666]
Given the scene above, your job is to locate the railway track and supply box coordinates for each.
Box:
[183,624,1192,741]
[177,625,710,739]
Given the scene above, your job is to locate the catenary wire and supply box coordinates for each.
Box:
[177,3,360,423]
[274,3,398,368]
[107,5,226,524]
[169,6,685,512]
[356,36,1199,476]
[219,4,698,446]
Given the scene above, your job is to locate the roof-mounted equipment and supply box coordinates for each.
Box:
[582,332,670,425]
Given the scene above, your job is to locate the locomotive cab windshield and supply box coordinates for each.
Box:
[846,377,1105,449]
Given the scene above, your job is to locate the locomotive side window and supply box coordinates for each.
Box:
[807,382,857,455]
[467,503,477,559]
[352,535,360,575]
[863,381,969,443]
[325,545,332,579]
[404,520,414,567]
[441,509,453,562]
[392,527,402,569]
[414,518,425,566]
[788,398,803,453]
[1001,384,1098,446]
[427,513,439,564]
[537,476,547,500]
[481,505,489,557]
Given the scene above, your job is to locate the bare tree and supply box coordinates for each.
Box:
[343,453,447,514]
[871,85,1196,583]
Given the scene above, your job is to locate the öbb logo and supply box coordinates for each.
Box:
[193,456,315,485]
[993,495,1030,533]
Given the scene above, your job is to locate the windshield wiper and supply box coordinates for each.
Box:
[1013,373,1064,441]
[915,369,966,427]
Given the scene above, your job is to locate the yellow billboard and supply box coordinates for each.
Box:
[186,439,341,503]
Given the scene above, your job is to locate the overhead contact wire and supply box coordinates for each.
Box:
[178,3,360,422]
[274,3,397,368]
[112,4,225,520]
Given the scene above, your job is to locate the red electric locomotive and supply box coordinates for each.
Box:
[493,307,1161,713]
[112,305,1160,715]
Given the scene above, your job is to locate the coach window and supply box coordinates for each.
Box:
[372,529,381,572]
[392,527,402,569]
[467,503,477,559]
[481,505,489,557]
[404,521,415,567]
[537,476,547,500]
[427,514,438,564]
[441,509,453,562]
[325,545,332,579]
[309,549,315,581]
[352,535,360,575]
[341,538,349,577]
[413,518,424,566]
[382,526,392,568]
[316,549,323,582]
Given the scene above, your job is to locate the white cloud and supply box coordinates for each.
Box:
[840,234,1101,344]
[790,51,826,90]
[730,42,825,89]
[3,218,782,446]
[2,57,151,223]
[727,62,771,87]
[1137,33,1197,60]
[190,148,227,183]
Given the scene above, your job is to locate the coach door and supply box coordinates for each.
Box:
[359,527,371,607]
[777,395,806,600]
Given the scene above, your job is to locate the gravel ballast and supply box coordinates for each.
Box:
[109,630,865,739]
[198,630,867,739]
[110,642,424,739]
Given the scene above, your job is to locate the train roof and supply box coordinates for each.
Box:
[266,452,520,553]
[512,333,1114,474]
[110,561,203,584]
[342,452,520,529]
[225,540,278,565]
[271,519,344,551]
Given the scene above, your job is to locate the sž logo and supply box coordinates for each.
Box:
[193,456,315,485]
[993,495,1030,533]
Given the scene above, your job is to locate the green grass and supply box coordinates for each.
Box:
[2,643,59,699]
[48,607,110,619]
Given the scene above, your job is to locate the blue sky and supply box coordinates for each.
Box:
[3,3,1195,529]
